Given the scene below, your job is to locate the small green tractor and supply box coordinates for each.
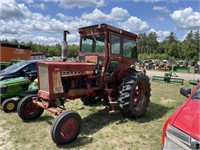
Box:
[0,77,38,112]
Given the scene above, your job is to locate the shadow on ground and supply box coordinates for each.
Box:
[58,101,172,148]
[131,101,173,123]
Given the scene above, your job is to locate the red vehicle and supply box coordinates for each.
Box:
[17,24,151,145]
[162,82,200,149]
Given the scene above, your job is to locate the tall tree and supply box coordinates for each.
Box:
[180,30,199,60]
[138,33,148,54]
[148,32,159,54]
[165,32,178,43]
[163,32,180,59]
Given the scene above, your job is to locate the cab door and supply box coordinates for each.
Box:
[105,33,122,81]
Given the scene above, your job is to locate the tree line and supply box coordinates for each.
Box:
[0,39,78,58]
[1,30,199,61]
[138,30,199,61]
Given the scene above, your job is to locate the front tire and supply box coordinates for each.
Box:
[118,71,151,117]
[51,110,82,145]
[17,94,44,121]
[2,98,17,113]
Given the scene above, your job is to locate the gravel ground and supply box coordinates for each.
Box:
[146,70,200,81]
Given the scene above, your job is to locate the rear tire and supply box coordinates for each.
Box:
[51,110,81,145]
[17,94,44,121]
[118,71,151,117]
[2,98,17,113]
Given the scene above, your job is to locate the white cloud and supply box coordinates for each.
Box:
[26,0,104,8]
[30,3,46,10]
[133,0,161,3]
[59,0,104,8]
[133,0,179,3]
[1,33,60,45]
[155,16,165,22]
[1,20,28,35]
[118,16,149,33]
[0,0,23,19]
[25,0,34,3]
[148,28,170,41]
[32,36,60,44]
[42,0,59,2]
[56,13,76,21]
[18,3,32,18]
[110,7,130,20]
[170,7,200,30]
[0,1,92,45]
[153,6,170,13]
[81,9,107,21]
[81,7,130,21]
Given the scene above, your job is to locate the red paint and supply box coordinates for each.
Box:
[60,118,78,140]
[162,82,200,144]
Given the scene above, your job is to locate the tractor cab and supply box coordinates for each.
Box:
[78,24,138,85]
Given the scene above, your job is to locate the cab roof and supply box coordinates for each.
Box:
[79,23,138,39]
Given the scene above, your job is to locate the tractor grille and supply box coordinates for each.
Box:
[38,64,49,92]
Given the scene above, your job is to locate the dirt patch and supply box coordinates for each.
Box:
[160,97,176,104]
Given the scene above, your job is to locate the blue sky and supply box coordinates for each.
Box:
[0,0,199,45]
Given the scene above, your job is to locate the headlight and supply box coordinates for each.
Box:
[163,124,200,150]
[0,84,7,94]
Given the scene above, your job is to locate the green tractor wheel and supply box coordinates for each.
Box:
[2,98,17,113]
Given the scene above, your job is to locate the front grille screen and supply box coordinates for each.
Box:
[38,64,49,92]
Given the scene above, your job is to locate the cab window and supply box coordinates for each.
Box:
[111,35,120,54]
[81,34,105,53]
[123,38,137,58]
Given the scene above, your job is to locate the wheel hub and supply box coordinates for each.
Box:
[25,102,38,114]
[132,81,146,111]
[61,118,78,139]
[7,102,15,110]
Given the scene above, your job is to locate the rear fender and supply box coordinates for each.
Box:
[118,68,136,82]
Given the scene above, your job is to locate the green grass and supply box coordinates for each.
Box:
[0,81,194,150]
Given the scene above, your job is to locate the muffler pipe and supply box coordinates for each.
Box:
[62,30,70,61]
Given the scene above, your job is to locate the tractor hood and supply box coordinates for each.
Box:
[0,77,31,98]
[37,61,97,100]
[37,61,97,74]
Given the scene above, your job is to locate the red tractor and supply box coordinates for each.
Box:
[17,24,151,145]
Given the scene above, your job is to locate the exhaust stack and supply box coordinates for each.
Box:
[62,30,70,61]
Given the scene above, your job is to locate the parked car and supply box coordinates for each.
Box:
[162,82,200,150]
[0,60,42,81]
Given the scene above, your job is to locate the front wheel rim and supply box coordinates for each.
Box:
[7,102,15,110]
[25,101,39,115]
[60,118,78,140]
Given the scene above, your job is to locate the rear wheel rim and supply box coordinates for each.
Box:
[132,80,146,111]
[60,118,78,140]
